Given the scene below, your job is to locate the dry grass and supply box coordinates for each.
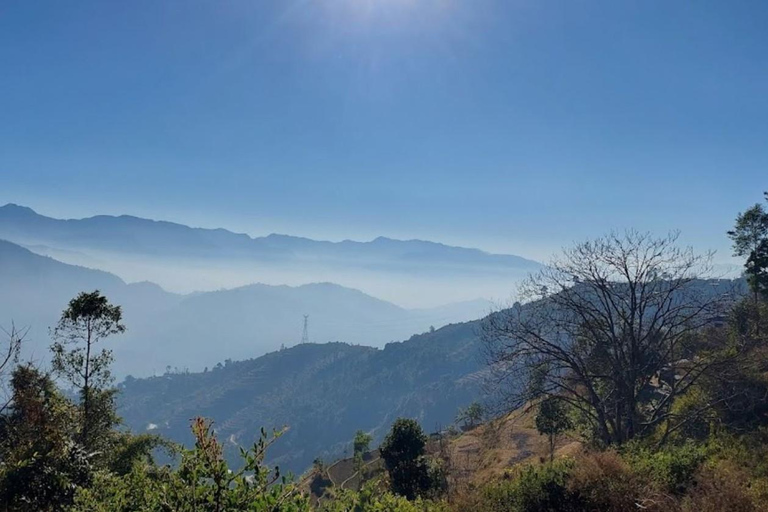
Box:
[681,461,762,512]
[567,451,650,512]
[442,406,581,488]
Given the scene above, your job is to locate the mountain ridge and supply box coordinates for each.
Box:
[0,239,495,376]
[0,203,540,266]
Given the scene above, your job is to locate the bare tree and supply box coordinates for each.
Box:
[482,231,734,446]
[0,323,25,414]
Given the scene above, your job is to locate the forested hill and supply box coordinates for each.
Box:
[117,321,482,474]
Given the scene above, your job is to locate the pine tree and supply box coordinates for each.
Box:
[50,290,125,452]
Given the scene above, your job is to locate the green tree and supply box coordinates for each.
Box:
[456,401,484,430]
[535,398,571,462]
[684,299,768,437]
[0,364,90,511]
[353,430,374,476]
[379,418,431,500]
[354,430,373,456]
[728,195,768,302]
[50,290,125,451]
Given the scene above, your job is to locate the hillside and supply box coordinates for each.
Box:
[0,239,491,376]
[302,406,582,504]
[116,274,745,476]
[116,281,490,376]
[118,320,483,474]
[0,239,183,360]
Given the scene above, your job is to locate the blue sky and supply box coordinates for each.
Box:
[1,0,766,261]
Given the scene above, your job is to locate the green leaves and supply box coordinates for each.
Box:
[380,418,434,500]
[0,365,90,510]
[73,417,309,512]
[535,398,571,438]
[456,402,485,429]
[58,290,126,339]
[50,291,125,454]
[354,430,373,456]
[728,197,768,299]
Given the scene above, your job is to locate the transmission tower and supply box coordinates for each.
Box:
[301,314,310,344]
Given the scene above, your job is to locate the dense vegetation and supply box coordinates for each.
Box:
[2,192,768,511]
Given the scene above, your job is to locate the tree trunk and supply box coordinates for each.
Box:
[82,318,92,448]
[549,434,555,462]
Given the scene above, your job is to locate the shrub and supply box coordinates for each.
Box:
[567,451,642,512]
[318,482,447,512]
[704,431,768,479]
[473,460,582,512]
[667,387,716,441]
[72,417,310,512]
[681,461,757,512]
[628,442,705,495]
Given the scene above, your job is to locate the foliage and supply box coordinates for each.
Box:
[379,418,432,500]
[456,401,484,430]
[535,398,571,461]
[680,460,758,512]
[105,431,176,477]
[73,417,310,512]
[728,195,768,300]
[460,440,768,512]
[471,460,580,512]
[627,441,705,495]
[671,299,768,439]
[0,364,91,511]
[455,437,768,512]
[354,430,373,456]
[51,290,126,452]
[318,481,447,511]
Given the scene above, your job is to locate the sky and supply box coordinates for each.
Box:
[1,0,767,262]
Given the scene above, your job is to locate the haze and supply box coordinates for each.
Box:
[1,1,766,265]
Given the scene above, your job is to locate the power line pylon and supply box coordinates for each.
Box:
[301,314,309,344]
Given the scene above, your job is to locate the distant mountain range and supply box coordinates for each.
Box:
[0,204,541,306]
[0,203,539,270]
[0,239,492,376]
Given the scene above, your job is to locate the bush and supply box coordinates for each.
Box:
[681,461,757,512]
[72,417,310,512]
[628,442,706,495]
[567,451,642,512]
[704,431,768,479]
[319,482,447,512]
[472,460,582,512]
